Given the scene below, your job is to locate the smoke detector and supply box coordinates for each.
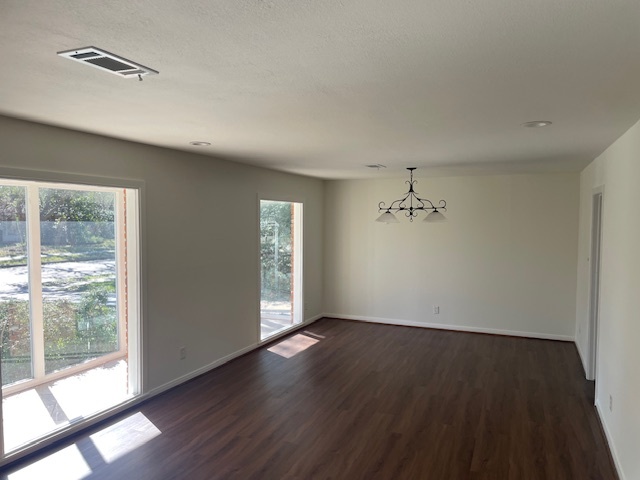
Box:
[57,47,159,79]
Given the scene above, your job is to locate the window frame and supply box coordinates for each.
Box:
[257,196,304,342]
[0,167,145,464]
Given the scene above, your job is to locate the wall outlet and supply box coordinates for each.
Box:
[609,394,613,412]
[179,346,187,360]
[433,305,440,315]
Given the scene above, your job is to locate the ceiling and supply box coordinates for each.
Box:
[1,0,639,179]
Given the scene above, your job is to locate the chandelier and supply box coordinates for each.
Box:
[376,168,447,223]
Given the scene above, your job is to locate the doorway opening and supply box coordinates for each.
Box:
[259,200,303,341]
[0,179,141,460]
[587,190,603,383]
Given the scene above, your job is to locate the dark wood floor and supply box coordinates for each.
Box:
[2,318,616,479]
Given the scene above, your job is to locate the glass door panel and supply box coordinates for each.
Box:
[39,188,119,374]
[1,180,140,460]
[260,200,302,340]
[0,185,32,387]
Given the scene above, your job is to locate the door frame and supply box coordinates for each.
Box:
[0,166,145,465]
[587,187,604,383]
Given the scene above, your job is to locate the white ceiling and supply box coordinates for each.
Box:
[1,0,639,179]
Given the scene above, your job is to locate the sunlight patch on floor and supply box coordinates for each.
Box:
[6,411,161,479]
[90,411,161,464]
[7,445,91,480]
[267,333,319,358]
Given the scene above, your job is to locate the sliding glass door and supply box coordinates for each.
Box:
[259,200,303,340]
[0,179,140,460]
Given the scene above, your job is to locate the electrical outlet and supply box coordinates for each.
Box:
[609,395,613,412]
[433,305,440,315]
[179,346,187,360]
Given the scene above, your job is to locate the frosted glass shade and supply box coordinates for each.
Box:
[375,211,399,223]
[424,210,447,223]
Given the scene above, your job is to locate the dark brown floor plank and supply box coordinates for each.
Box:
[1,318,617,479]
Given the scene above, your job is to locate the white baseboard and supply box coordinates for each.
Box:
[325,313,575,342]
[145,343,258,398]
[595,401,626,480]
[146,314,323,398]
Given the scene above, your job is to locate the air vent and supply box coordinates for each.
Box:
[57,47,159,79]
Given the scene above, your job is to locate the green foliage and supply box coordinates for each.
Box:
[1,284,118,385]
[1,186,114,223]
[0,186,28,257]
[0,300,31,385]
[76,284,116,338]
[0,186,26,222]
[260,201,293,302]
[0,300,31,357]
[39,189,114,223]
[40,189,116,246]
[43,284,118,372]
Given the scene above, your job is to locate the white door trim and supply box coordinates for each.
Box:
[587,187,604,383]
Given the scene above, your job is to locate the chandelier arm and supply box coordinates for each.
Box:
[387,193,412,212]
[413,194,427,211]
[415,197,436,210]
[414,197,448,211]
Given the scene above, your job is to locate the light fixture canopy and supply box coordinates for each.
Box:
[376,168,447,223]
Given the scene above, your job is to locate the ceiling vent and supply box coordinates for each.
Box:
[57,47,159,79]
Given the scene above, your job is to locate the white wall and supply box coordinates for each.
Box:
[575,119,640,480]
[324,173,579,339]
[0,115,324,393]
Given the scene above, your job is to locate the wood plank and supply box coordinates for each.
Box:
[1,319,618,479]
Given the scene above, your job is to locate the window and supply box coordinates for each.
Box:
[260,200,303,340]
[0,178,140,459]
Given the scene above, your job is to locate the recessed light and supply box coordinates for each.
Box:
[522,121,552,128]
[189,141,211,146]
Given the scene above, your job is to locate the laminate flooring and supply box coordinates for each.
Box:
[1,318,617,479]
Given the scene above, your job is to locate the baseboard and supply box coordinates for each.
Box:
[146,313,323,398]
[595,401,626,480]
[145,343,258,398]
[325,313,575,342]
